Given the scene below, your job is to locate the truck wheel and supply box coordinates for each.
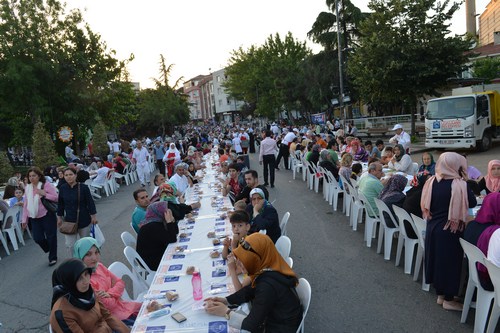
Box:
[477,131,492,152]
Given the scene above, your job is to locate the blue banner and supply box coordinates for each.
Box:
[311,112,326,124]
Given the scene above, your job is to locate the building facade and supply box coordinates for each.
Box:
[212,68,245,123]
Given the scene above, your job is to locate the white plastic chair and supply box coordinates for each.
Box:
[357,192,381,248]
[459,239,494,333]
[484,259,500,333]
[325,170,343,210]
[410,213,430,291]
[339,174,352,216]
[291,154,303,180]
[280,212,290,236]
[344,181,363,231]
[275,236,291,260]
[374,198,400,261]
[108,261,148,300]
[295,278,311,333]
[0,226,10,256]
[2,206,25,250]
[121,231,137,248]
[286,256,294,268]
[123,246,155,287]
[392,205,419,274]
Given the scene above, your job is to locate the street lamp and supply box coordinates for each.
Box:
[334,0,347,129]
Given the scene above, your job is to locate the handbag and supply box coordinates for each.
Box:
[59,184,80,235]
[41,183,58,214]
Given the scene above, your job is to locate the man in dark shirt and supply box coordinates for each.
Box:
[234,170,269,204]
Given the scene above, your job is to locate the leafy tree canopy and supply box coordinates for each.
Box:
[472,57,500,83]
[348,0,472,112]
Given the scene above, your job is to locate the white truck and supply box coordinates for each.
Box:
[425,84,500,151]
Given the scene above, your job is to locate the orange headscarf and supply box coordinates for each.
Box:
[232,233,296,287]
[420,152,469,232]
[485,160,500,193]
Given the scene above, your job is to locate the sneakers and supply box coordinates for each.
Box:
[263,183,269,186]
[49,259,57,267]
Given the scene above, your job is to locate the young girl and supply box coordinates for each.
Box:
[8,187,24,207]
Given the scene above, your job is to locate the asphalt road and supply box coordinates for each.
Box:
[1,144,499,332]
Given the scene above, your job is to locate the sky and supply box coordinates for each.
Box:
[64,0,492,89]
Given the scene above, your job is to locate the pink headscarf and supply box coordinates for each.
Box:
[420,152,469,232]
[485,160,500,193]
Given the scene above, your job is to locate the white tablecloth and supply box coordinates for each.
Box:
[132,153,239,333]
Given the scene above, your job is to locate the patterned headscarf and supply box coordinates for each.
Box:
[140,201,169,227]
[378,174,408,203]
[159,182,177,203]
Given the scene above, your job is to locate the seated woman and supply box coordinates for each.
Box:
[204,233,302,333]
[350,139,369,162]
[477,159,500,194]
[463,192,500,291]
[403,172,431,219]
[73,238,141,325]
[155,182,200,220]
[50,258,130,333]
[186,161,199,184]
[378,174,414,236]
[136,202,178,271]
[246,188,281,243]
[418,152,436,175]
[388,144,414,175]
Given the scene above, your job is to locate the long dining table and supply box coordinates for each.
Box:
[132,152,239,333]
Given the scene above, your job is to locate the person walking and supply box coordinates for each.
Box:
[57,167,98,254]
[21,166,59,266]
[132,140,151,187]
[259,130,277,188]
[152,140,166,176]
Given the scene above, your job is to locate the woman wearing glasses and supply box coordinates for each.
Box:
[204,233,302,332]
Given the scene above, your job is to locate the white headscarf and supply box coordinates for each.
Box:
[26,182,42,218]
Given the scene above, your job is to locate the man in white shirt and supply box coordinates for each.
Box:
[232,133,243,154]
[112,140,121,155]
[270,122,280,136]
[92,160,110,186]
[132,140,151,187]
[276,128,297,170]
[170,163,191,195]
[389,124,411,153]
[259,130,278,188]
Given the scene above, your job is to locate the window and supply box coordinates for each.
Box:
[216,76,221,82]
[227,98,231,105]
[219,99,223,107]
[217,87,222,94]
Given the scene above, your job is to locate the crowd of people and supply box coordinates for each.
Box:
[3,119,500,332]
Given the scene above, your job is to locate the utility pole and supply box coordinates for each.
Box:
[335,0,346,130]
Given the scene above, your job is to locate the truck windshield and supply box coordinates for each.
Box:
[426,97,475,120]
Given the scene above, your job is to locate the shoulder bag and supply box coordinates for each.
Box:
[59,184,80,235]
[40,183,58,214]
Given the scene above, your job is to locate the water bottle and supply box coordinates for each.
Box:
[192,271,203,300]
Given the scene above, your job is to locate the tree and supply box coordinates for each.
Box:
[92,120,108,159]
[32,118,60,170]
[0,0,127,147]
[137,55,189,136]
[348,0,472,122]
[0,151,14,184]
[224,33,312,120]
[472,57,500,83]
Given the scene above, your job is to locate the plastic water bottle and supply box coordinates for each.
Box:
[192,271,203,300]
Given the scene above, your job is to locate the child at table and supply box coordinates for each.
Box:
[222,210,251,260]
[8,187,24,207]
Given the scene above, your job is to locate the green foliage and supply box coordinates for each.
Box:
[0,0,128,146]
[348,0,472,113]
[224,32,311,120]
[92,120,108,159]
[0,151,14,184]
[137,55,190,136]
[32,118,60,170]
[472,57,500,83]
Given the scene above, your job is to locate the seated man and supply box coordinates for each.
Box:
[131,188,150,233]
[169,163,192,196]
[358,162,384,217]
[91,159,111,186]
[246,188,281,243]
[235,170,270,204]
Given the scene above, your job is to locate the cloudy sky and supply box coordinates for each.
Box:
[64,0,491,89]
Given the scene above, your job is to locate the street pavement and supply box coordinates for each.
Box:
[1,141,500,332]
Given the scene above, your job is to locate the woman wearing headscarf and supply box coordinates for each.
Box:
[73,238,141,324]
[464,192,500,291]
[351,139,369,162]
[477,159,500,194]
[162,143,181,178]
[136,201,178,271]
[420,152,477,311]
[245,188,281,243]
[50,258,130,333]
[154,182,200,220]
[204,233,302,333]
[21,166,59,266]
[417,152,436,175]
[378,174,408,217]
[388,144,414,175]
